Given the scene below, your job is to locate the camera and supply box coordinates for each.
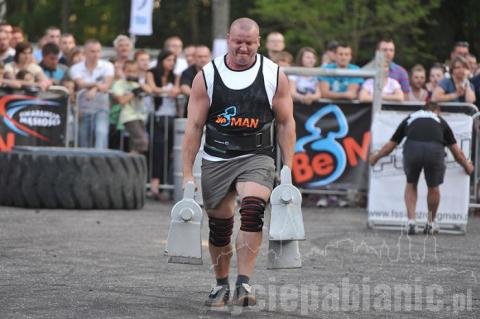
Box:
[126,76,139,82]
[23,85,40,96]
[131,86,146,98]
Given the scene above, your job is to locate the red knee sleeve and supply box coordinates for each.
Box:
[239,196,266,232]
[208,216,234,247]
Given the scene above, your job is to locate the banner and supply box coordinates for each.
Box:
[292,101,372,190]
[368,110,472,227]
[0,90,68,151]
[129,0,154,36]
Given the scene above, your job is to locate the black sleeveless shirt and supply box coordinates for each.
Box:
[204,55,275,159]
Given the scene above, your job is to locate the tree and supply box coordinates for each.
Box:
[250,0,441,66]
[6,0,128,44]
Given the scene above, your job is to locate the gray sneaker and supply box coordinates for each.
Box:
[408,223,416,235]
[232,283,256,306]
[423,223,439,235]
[205,285,230,307]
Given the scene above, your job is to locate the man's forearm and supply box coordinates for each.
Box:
[451,144,469,166]
[276,120,296,168]
[324,90,352,100]
[74,80,96,90]
[182,123,203,177]
[377,141,397,157]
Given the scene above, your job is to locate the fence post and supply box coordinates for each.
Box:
[372,51,385,119]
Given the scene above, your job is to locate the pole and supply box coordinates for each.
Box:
[0,0,6,23]
[62,0,71,32]
[211,0,229,57]
[372,51,385,120]
[212,0,229,39]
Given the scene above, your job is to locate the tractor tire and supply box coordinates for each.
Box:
[0,146,147,209]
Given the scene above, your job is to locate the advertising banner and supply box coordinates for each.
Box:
[0,91,68,151]
[292,101,372,190]
[368,110,472,227]
[129,0,154,36]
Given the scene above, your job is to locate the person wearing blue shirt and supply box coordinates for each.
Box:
[432,56,475,104]
[319,43,363,100]
[39,42,67,85]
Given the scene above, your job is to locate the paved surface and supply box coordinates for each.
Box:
[1,200,479,318]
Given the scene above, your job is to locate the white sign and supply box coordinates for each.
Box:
[212,38,228,58]
[129,0,154,36]
[368,110,472,229]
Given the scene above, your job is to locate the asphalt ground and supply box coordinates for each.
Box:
[1,200,479,318]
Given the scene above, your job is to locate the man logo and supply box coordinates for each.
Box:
[215,106,260,129]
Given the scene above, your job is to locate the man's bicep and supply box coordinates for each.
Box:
[187,72,210,126]
[272,71,294,123]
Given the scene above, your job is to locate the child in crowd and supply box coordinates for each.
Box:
[273,51,294,67]
[425,63,445,98]
[111,60,151,154]
[359,63,404,102]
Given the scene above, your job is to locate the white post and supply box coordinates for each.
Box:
[0,0,6,22]
[372,51,385,119]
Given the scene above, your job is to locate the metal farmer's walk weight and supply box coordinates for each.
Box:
[269,166,305,241]
[166,181,203,265]
[268,166,305,269]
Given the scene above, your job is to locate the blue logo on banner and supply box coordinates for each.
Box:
[295,104,348,186]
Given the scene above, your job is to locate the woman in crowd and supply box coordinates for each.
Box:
[359,63,404,102]
[289,47,322,105]
[4,42,49,90]
[146,50,180,200]
[432,56,475,103]
[425,63,444,98]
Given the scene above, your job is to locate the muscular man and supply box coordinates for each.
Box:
[369,102,473,235]
[182,18,295,307]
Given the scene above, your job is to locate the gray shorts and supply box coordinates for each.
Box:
[403,140,446,187]
[201,154,276,209]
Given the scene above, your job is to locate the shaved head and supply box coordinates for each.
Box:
[229,17,259,35]
[226,17,261,69]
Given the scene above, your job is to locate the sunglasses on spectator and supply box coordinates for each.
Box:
[455,41,469,48]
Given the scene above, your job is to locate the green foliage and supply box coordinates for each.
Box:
[3,0,479,69]
[6,0,128,44]
[250,0,441,66]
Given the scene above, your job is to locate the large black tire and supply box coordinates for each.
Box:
[0,147,147,209]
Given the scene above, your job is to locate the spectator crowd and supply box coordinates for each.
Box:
[0,22,478,201]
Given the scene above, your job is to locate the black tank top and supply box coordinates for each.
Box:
[204,55,275,159]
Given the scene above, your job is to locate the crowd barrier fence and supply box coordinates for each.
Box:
[2,53,480,211]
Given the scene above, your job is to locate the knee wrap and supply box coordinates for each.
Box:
[240,196,266,232]
[208,216,234,247]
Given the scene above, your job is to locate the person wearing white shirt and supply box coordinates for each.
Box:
[70,39,114,149]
